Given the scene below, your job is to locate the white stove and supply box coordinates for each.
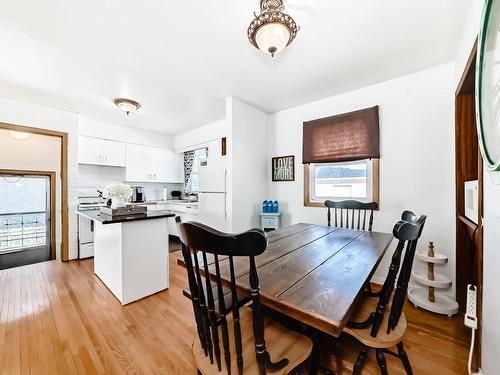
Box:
[77,188,107,259]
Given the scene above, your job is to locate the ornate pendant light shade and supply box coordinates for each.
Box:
[248,0,300,57]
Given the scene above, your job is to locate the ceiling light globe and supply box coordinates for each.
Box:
[117,102,137,113]
[114,98,140,115]
[255,22,291,57]
[9,131,31,140]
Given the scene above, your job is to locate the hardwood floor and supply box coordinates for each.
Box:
[0,251,469,374]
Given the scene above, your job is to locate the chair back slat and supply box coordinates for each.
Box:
[202,252,222,370]
[229,256,244,375]
[193,248,214,363]
[325,200,378,231]
[181,241,206,354]
[177,217,271,375]
[249,256,266,375]
[369,211,427,337]
[214,254,232,373]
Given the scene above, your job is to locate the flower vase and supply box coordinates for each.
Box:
[111,197,125,209]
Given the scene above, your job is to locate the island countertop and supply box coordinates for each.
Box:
[78,209,176,224]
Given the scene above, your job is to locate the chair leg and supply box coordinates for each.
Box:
[375,349,388,375]
[308,331,320,375]
[353,346,369,375]
[397,342,413,375]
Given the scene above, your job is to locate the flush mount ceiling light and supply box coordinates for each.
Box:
[248,0,300,57]
[9,131,31,140]
[114,98,140,115]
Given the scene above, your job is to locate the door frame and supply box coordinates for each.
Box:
[0,122,69,261]
[455,39,483,370]
[0,169,57,260]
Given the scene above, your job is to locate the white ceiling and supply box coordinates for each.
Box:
[0,0,471,135]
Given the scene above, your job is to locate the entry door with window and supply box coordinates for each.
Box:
[0,174,52,269]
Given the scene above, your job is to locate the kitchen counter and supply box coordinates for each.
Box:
[78,209,172,305]
[77,209,175,224]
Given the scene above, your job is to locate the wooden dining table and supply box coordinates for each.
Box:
[178,222,394,338]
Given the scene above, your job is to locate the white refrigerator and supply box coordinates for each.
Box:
[198,158,228,231]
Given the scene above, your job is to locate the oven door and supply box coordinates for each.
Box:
[78,214,94,245]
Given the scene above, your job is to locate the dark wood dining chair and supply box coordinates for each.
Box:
[343,211,427,375]
[176,217,251,314]
[324,200,378,231]
[176,219,313,375]
[324,200,380,297]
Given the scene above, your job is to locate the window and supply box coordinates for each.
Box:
[184,147,208,194]
[307,159,379,205]
[302,106,380,207]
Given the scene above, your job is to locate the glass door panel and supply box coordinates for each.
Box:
[0,174,51,269]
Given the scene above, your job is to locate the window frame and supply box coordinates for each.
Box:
[303,158,380,208]
[184,147,208,194]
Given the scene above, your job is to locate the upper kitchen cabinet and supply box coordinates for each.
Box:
[126,144,183,183]
[78,136,127,167]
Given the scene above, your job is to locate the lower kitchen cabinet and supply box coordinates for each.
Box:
[149,202,199,238]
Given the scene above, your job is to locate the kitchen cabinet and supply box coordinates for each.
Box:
[125,144,183,183]
[78,136,126,167]
[151,202,198,237]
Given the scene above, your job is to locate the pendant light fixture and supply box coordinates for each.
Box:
[248,0,300,57]
[114,98,141,115]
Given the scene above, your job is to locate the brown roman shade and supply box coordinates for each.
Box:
[302,106,380,164]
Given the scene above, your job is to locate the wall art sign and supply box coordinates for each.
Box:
[272,155,295,182]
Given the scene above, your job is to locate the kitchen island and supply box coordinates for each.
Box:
[78,209,175,305]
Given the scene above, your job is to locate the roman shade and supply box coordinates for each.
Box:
[302,106,380,164]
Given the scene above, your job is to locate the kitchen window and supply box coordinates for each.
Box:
[184,147,208,194]
[302,106,380,207]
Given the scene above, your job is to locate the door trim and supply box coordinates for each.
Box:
[0,122,69,261]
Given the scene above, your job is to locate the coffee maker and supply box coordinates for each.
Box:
[131,186,146,202]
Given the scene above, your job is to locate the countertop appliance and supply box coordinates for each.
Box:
[77,188,106,259]
[198,158,227,231]
[131,186,146,203]
[464,180,479,224]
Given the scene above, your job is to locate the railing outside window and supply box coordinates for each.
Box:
[0,212,47,253]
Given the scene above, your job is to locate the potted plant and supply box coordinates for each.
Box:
[171,190,182,200]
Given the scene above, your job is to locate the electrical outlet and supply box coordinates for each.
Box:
[465,284,477,329]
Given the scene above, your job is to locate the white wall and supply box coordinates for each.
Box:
[0,130,63,259]
[228,97,269,232]
[172,118,229,152]
[172,98,268,233]
[0,96,79,259]
[267,63,456,287]
[455,1,500,373]
[79,117,173,149]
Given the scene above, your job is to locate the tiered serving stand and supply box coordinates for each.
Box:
[408,242,459,317]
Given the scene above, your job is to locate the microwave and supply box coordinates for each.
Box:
[464,180,479,224]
